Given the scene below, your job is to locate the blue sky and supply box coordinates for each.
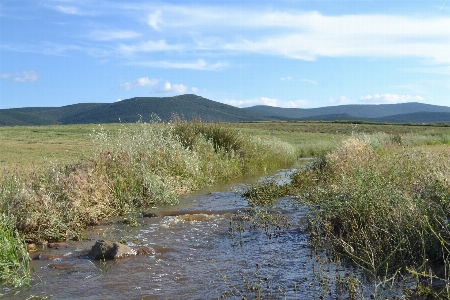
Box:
[1,0,449,109]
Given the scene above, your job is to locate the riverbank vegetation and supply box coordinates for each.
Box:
[245,130,450,298]
[1,120,449,293]
[0,119,296,288]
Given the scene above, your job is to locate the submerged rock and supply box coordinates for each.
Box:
[88,240,137,260]
[48,242,69,249]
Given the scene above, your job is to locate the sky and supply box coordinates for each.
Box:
[1,0,450,109]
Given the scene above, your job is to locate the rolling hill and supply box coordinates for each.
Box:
[0,95,268,126]
[0,95,449,126]
[244,102,450,120]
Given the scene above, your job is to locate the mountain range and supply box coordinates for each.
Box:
[1,94,449,126]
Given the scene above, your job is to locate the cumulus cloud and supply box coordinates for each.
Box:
[329,96,351,105]
[132,59,228,71]
[284,100,309,108]
[154,81,188,94]
[224,97,307,108]
[120,77,159,90]
[1,71,39,82]
[359,94,424,104]
[191,87,199,93]
[88,30,141,41]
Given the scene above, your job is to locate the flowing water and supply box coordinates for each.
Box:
[4,163,382,299]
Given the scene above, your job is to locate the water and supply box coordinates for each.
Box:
[5,164,384,299]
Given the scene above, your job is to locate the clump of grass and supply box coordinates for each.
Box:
[0,212,30,288]
[288,135,450,294]
[243,180,289,207]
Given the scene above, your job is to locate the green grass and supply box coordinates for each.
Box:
[287,137,450,297]
[241,128,450,297]
[0,212,30,289]
[0,119,297,243]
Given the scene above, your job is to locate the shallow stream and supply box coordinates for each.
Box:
[5,163,379,299]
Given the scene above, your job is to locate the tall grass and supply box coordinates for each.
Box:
[0,212,30,288]
[0,119,296,245]
[287,135,450,296]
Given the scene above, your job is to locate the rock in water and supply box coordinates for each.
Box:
[88,240,136,259]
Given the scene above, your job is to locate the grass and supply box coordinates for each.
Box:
[1,120,449,291]
[242,129,450,298]
[0,212,30,289]
[0,119,296,288]
[0,118,296,251]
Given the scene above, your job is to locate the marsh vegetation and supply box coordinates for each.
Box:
[1,119,449,298]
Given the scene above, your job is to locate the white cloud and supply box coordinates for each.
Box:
[284,100,309,108]
[224,97,307,108]
[1,71,39,82]
[300,79,318,85]
[154,81,188,94]
[54,6,80,15]
[359,94,424,104]
[88,30,141,41]
[49,5,95,16]
[118,40,184,56]
[224,97,279,108]
[38,3,450,63]
[280,76,292,81]
[191,87,199,93]
[180,9,450,63]
[147,10,162,30]
[329,96,351,105]
[131,59,228,71]
[231,15,449,62]
[120,77,159,90]
[403,66,450,75]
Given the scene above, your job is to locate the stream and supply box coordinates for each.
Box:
[3,162,395,299]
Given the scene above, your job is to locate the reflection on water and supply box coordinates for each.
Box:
[7,163,393,299]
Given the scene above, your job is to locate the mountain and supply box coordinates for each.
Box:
[0,95,268,126]
[1,95,449,126]
[60,94,268,124]
[245,102,450,120]
[372,112,450,123]
[0,103,108,126]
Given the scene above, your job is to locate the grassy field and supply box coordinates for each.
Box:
[2,121,449,171]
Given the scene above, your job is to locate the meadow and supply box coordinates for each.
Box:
[1,120,450,295]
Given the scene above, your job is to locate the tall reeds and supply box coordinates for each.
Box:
[288,135,450,296]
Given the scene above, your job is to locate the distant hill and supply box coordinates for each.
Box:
[60,94,268,124]
[0,95,449,126]
[0,95,268,126]
[0,103,107,126]
[245,102,450,119]
[295,112,450,123]
[372,112,450,124]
